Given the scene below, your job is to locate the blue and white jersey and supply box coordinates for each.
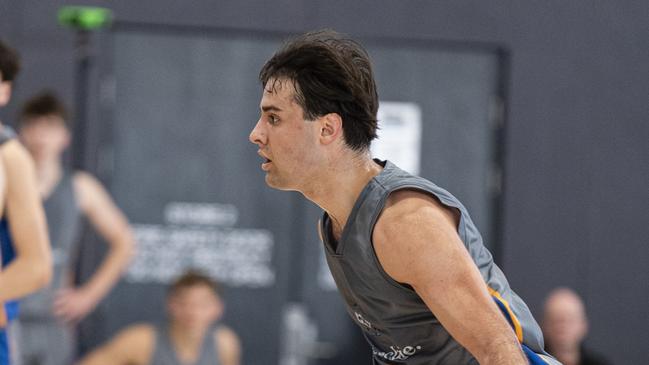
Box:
[0,126,19,365]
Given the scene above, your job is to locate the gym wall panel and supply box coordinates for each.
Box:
[2,1,648,364]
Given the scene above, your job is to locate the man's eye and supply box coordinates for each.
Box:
[268,115,279,125]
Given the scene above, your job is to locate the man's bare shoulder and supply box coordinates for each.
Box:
[119,323,156,339]
[376,188,459,235]
[1,138,34,169]
[72,170,103,194]
[107,322,157,358]
[372,188,461,284]
[80,323,156,365]
[214,325,241,365]
[0,140,39,202]
[71,170,109,211]
[215,324,239,339]
[110,322,157,353]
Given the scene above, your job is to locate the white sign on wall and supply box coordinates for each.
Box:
[371,101,423,175]
[126,202,275,288]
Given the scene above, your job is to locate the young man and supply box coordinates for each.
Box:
[78,271,241,365]
[0,40,52,365]
[542,288,612,365]
[249,30,560,365]
[16,91,135,365]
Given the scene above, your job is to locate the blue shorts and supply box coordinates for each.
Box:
[0,328,9,365]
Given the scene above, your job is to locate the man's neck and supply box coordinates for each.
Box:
[302,154,382,240]
[168,322,209,354]
[34,158,63,198]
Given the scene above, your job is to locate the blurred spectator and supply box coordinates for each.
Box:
[15,91,134,365]
[1,38,52,365]
[542,287,612,365]
[78,271,240,365]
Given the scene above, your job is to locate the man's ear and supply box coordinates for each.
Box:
[319,113,343,145]
[0,81,13,107]
[62,129,72,149]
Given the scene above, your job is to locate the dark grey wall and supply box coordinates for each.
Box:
[2,1,648,364]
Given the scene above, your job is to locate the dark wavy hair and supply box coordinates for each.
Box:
[19,90,71,129]
[260,30,379,152]
[167,270,221,298]
[0,39,20,82]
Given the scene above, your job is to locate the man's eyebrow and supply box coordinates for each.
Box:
[261,105,283,112]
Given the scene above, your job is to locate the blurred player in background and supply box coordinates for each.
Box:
[0,39,52,365]
[78,271,241,365]
[15,90,134,365]
[543,288,612,365]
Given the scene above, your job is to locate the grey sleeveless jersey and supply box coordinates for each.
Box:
[0,125,15,145]
[321,160,557,365]
[20,172,82,319]
[151,325,220,365]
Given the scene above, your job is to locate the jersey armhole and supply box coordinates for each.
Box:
[367,185,467,293]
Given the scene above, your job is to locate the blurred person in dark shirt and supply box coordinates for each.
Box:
[542,288,612,365]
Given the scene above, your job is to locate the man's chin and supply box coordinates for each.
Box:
[264,175,280,189]
[264,175,295,192]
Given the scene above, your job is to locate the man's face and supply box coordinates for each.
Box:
[19,115,70,161]
[249,78,322,191]
[167,285,222,331]
[542,295,588,351]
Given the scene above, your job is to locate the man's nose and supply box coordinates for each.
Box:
[249,119,266,146]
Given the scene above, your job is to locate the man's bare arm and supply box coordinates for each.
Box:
[373,190,527,365]
[0,140,51,301]
[55,171,135,322]
[77,324,154,365]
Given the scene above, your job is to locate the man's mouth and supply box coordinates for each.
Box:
[257,150,273,170]
[260,156,272,170]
